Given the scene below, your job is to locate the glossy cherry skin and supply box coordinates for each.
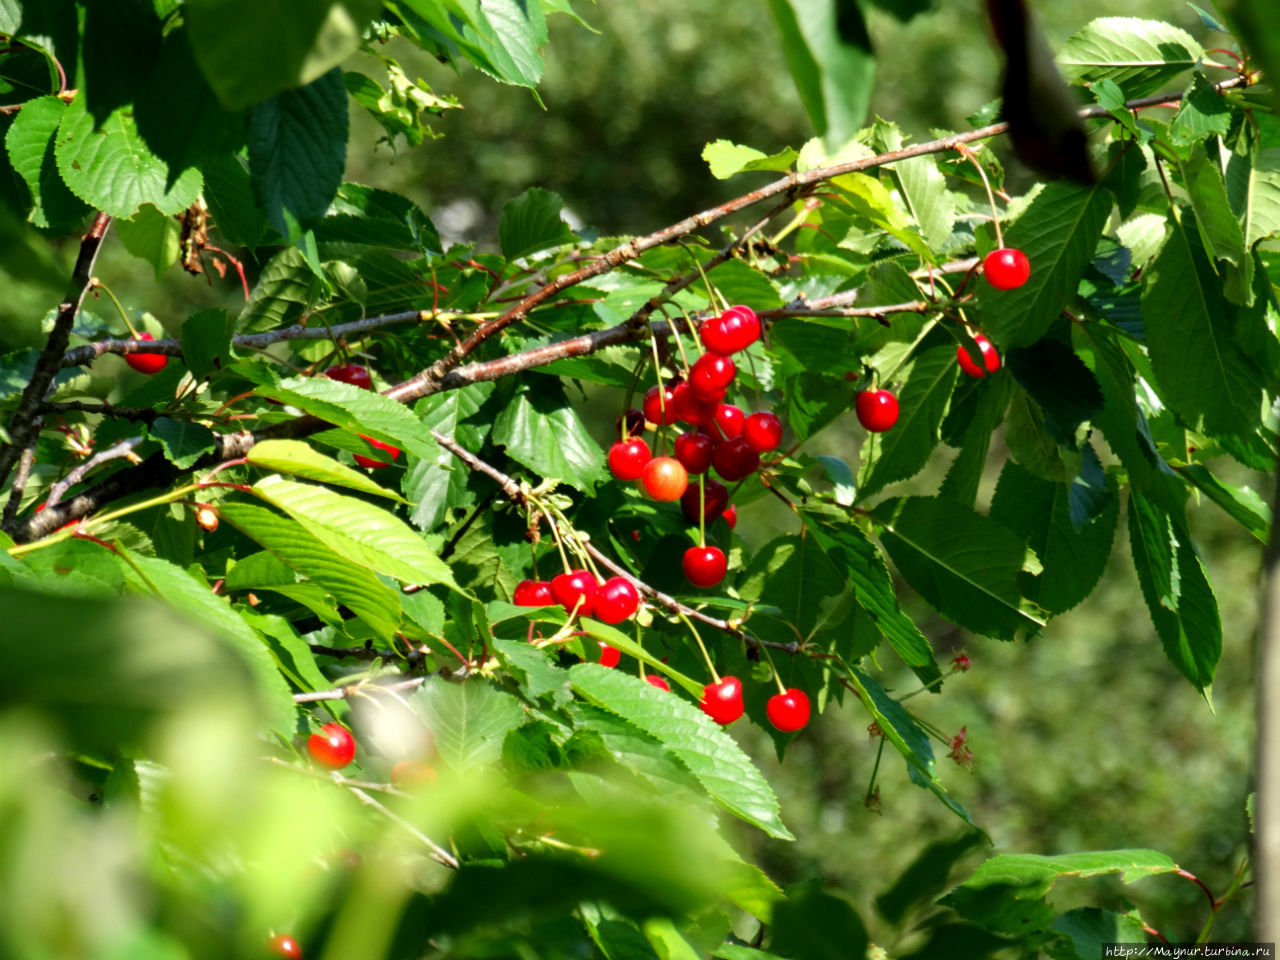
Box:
[956,333,1001,378]
[642,382,680,426]
[700,305,761,355]
[640,456,688,501]
[672,381,719,426]
[742,411,782,452]
[608,437,651,481]
[681,479,728,525]
[856,390,899,432]
[645,674,671,691]
[124,332,168,374]
[683,545,727,587]
[766,688,812,732]
[674,432,714,475]
[596,641,622,668]
[983,247,1030,290]
[710,403,745,442]
[723,504,738,529]
[616,407,645,439]
[308,722,356,770]
[267,934,303,959]
[513,579,554,607]
[700,676,744,725]
[323,362,373,390]
[594,576,641,624]
[712,436,760,482]
[354,435,400,468]
[689,353,737,399]
[551,569,598,617]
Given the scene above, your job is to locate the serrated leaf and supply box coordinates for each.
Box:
[1058,18,1203,98]
[4,94,91,232]
[877,121,955,249]
[812,455,855,506]
[1003,338,1104,446]
[1179,463,1271,542]
[701,139,798,179]
[1182,142,1250,302]
[476,0,548,87]
[247,68,348,241]
[859,345,957,499]
[492,380,606,492]
[179,308,233,382]
[219,501,401,641]
[575,619,703,698]
[570,701,704,796]
[832,171,933,263]
[252,475,458,588]
[1226,114,1280,250]
[412,676,526,771]
[116,203,181,280]
[150,418,217,469]
[54,95,202,218]
[1170,73,1233,146]
[569,664,793,840]
[405,383,494,530]
[248,439,406,501]
[873,496,1045,639]
[499,186,576,261]
[490,636,572,705]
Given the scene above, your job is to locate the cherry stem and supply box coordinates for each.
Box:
[661,304,694,373]
[756,638,787,695]
[648,333,669,451]
[537,500,573,573]
[680,239,727,314]
[698,474,706,548]
[199,457,249,486]
[678,609,720,683]
[959,145,1004,249]
[90,279,139,338]
[864,734,887,807]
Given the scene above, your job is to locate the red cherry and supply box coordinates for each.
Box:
[645,674,671,692]
[596,641,622,668]
[956,333,1001,378]
[723,504,738,529]
[712,436,760,482]
[983,247,1030,290]
[682,545,727,588]
[594,575,641,624]
[642,382,679,426]
[550,569,598,617]
[616,408,645,439]
[353,435,400,468]
[307,722,356,770]
[608,437,651,481]
[709,403,745,442]
[323,362,373,390]
[390,760,437,788]
[640,456,688,501]
[124,332,168,374]
[267,934,304,959]
[689,353,737,399]
[513,579,553,607]
[742,411,782,452]
[700,305,761,355]
[681,479,728,525]
[672,381,719,426]
[674,432,714,475]
[700,676,744,725]
[856,390,899,432]
[766,688,811,732]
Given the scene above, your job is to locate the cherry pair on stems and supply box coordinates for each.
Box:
[700,675,810,732]
[514,570,641,625]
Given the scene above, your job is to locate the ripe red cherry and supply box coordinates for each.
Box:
[124,332,168,374]
[983,247,1030,290]
[550,569,598,617]
[672,381,719,425]
[723,504,738,529]
[700,676,744,725]
[597,641,621,668]
[700,305,761,355]
[267,933,303,959]
[856,390,899,432]
[513,579,553,607]
[689,353,737,399]
[616,407,645,439]
[354,435,400,468]
[710,403,745,442]
[323,362,373,390]
[956,333,1001,378]
[683,545,727,587]
[742,411,782,452]
[594,575,641,624]
[766,688,811,732]
[608,437,651,481]
[307,722,356,770]
[642,382,680,426]
[712,436,760,481]
[641,456,688,501]
[645,674,671,692]
[674,432,714,475]
[681,479,729,525]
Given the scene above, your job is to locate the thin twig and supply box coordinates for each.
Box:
[2,443,37,526]
[345,784,459,868]
[45,437,143,508]
[293,676,428,703]
[40,400,165,422]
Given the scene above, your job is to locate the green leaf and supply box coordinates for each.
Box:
[1170,72,1233,146]
[185,0,383,110]
[499,186,577,260]
[1003,338,1104,446]
[765,0,875,148]
[770,880,867,960]
[939,376,1012,507]
[569,664,794,840]
[859,345,957,499]
[977,181,1112,348]
[812,455,855,506]
[219,501,402,642]
[1140,213,1268,435]
[204,151,277,249]
[149,418,217,469]
[873,497,1045,639]
[570,702,703,795]
[179,308,233,382]
[1182,142,1251,302]
[412,676,526,771]
[248,439,407,501]
[989,458,1118,616]
[54,96,202,219]
[940,849,1178,935]
[319,182,442,254]
[1126,489,1222,692]
[237,246,313,331]
[474,0,549,87]
[251,475,458,588]
[701,139,799,179]
[1058,18,1203,98]
[1225,113,1280,251]
[1179,463,1271,542]
[832,171,933,263]
[1053,908,1148,959]
[247,68,348,241]
[116,203,181,280]
[405,383,494,530]
[737,534,853,644]
[490,636,572,706]
[492,379,606,492]
[876,121,955,249]
[4,94,90,232]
